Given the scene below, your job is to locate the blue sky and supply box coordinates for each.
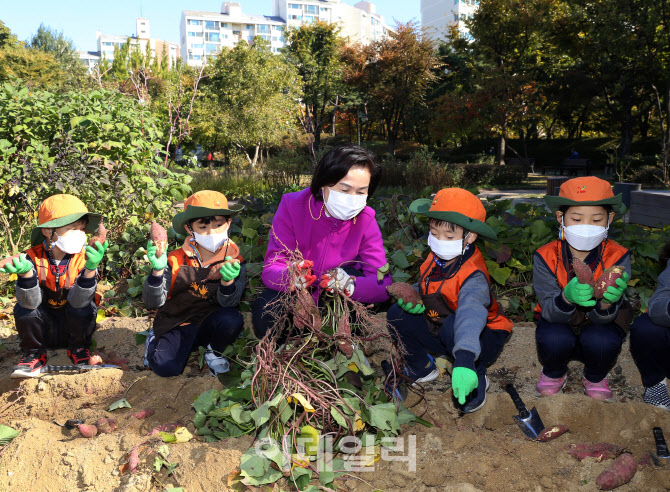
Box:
[2,1,421,52]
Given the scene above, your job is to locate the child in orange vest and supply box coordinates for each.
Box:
[387,188,512,413]
[629,240,670,411]
[142,191,246,377]
[0,194,108,378]
[534,177,631,401]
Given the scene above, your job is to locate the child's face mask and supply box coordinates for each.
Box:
[193,230,228,253]
[54,230,87,254]
[324,188,367,221]
[428,232,469,261]
[561,217,608,252]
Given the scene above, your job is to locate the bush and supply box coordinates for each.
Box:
[402,148,462,192]
[262,148,310,189]
[632,165,663,186]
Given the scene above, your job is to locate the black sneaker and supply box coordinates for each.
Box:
[67,347,91,365]
[11,349,47,379]
[461,374,490,414]
[643,379,670,411]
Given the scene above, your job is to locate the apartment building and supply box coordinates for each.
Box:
[79,18,180,72]
[181,1,392,66]
[421,0,479,40]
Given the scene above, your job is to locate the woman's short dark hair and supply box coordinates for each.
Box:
[310,144,382,201]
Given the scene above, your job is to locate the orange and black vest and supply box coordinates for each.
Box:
[533,239,629,316]
[25,243,88,309]
[418,247,513,333]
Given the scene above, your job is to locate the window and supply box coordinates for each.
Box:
[205,32,220,42]
[247,36,254,42]
[304,16,315,23]
[320,7,328,12]
[187,19,201,25]
[305,5,317,14]
[206,43,219,54]
[223,34,229,39]
[233,30,241,35]
[246,24,254,29]
[188,54,202,60]
[191,43,204,49]
[273,25,285,31]
[290,15,302,20]
[272,36,278,41]
[260,35,270,41]
[188,32,203,37]
[103,42,114,46]
[289,3,301,8]
[205,20,219,30]
[222,23,229,28]
[257,24,270,33]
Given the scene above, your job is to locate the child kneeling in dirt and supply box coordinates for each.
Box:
[142,191,245,377]
[629,240,670,411]
[534,176,631,401]
[1,194,108,378]
[386,188,513,413]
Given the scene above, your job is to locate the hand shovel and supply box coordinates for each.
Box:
[40,364,120,375]
[653,427,670,461]
[505,383,545,439]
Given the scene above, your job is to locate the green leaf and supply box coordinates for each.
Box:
[230,404,252,424]
[250,403,271,427]
[290,466,313,490]
[330,406,348,427]
[391,249,410,269]
[367,403,400,433]
[485,260,512,286]
[0,425,19,446]
[319,470,335,486]
[108,398,131,411]
[192,389,219,414]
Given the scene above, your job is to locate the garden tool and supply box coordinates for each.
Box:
[653,427,670,461]
[505,383,545,439]
[40,364,119,375]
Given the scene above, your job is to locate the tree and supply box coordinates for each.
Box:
[285,21,343,154]
[28,24,88,89]
[193,38,302,166]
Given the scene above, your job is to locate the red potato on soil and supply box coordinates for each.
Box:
[566,442,625,461]
[128,446,140,473]
[637,452,653,468]
[89,221,107,247]
[150,221,168,258]
[596,453,637,490]
[95,418,117,434]
[594,265,627,299]
[146,423,179,436]
[130,409,155,420]
[77,424,98,438]
[572,258,595,288]
[387,282,423,306]
[537,425,569,442]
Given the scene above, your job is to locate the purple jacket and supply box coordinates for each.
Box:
[262,188,391,303]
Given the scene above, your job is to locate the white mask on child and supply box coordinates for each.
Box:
[54,230,87,254]
[193,230,228,253]
[324,188,368,221]
[428,232,469,261]
[561,219,608,252]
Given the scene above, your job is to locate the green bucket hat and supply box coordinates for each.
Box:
[409,188,498,240]
[544,176,626,216]
[172,190,244,235]
[30,194,102,246]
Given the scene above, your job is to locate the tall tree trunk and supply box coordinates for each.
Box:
[332,95,338,137]
[618,88,634,158]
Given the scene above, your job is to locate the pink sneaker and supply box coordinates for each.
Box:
[583,377,613,401]
[535,373,567,397]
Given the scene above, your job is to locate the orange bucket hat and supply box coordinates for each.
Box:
[172,190,245,235]
[409,188,497,240]
[545,177,625,215]
[30,194,102,246]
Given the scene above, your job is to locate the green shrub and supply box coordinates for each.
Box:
[262,148,310,190]
[632,165,663,186]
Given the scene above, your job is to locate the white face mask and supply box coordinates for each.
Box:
[324,188,368,221]
[193,230,228,253]
[428,232,469,261]
[562,219,608,252]
[54,230,87,255]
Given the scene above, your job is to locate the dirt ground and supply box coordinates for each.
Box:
[0,314,669,492]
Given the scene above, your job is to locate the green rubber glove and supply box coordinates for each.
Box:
[84,241,109,271]
[601,272,629,304]
[0,253,33,275]
[452,366,478,405]
[398,298,426,315]
[219,256,241,282]
[563,277,596,307]
[147,240,167,271]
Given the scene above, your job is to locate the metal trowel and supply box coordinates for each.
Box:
[653,427,670,461]
[505,383,545,439]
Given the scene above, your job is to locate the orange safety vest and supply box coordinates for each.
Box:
[533,239,629,315]
[418,247,513,333]
[25,243,89,309]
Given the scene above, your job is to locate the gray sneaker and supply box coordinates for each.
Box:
[143,330,155,368]
[204,344,230,376]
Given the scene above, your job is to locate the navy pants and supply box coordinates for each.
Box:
[386,302,508,376]
[147,307,244,377]
[535,318,625,383]
[630,313,670,387]
[14,302,97,351]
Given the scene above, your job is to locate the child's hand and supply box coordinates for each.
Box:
[219,256,241,283]
[147,240,167,271]
[563,277,596,307]
[0,253,33,276]
[398,298,425,315]
[85,241,109,271]
[601,272,629,304]
[452,367,478,405]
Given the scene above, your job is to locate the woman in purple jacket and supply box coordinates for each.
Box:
[251,144,392,338]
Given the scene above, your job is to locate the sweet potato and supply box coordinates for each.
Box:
[637,452,653,469]
[89,221,107,247]
[205,258,240,282]
[77,424,98,438]
[566,442,625,461]
[572,258,595,288]
[596,453,637,490]
[537,425,569,442]
[0,254,20,270]
[95,417,117,434]
[146,423,179,436]
[594,265,626,299]
[150,221,168,257]
[387,282,423,306]
[130,409,155,420]
[128,446,140,473]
